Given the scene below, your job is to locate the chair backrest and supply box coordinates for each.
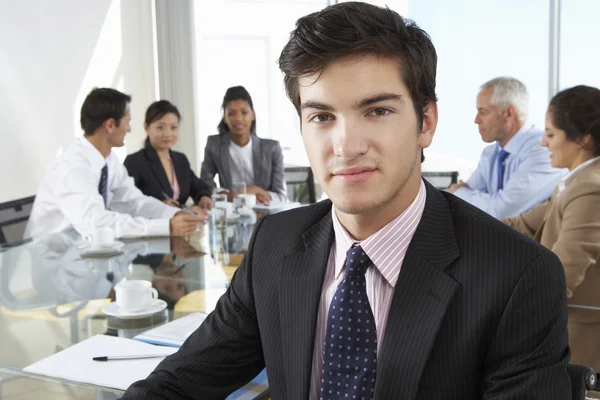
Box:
[567,363,597,400]
[284,166,316,204]
[0,195,35,244]
[422,171,459,189]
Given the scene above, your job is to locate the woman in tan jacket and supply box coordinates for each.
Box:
[504,85,600,370]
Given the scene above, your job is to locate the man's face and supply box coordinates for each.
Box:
[474,87,507,144]
[108,104,131,147]
[298,55,436,216]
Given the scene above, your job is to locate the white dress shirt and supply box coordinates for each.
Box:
[25,137,179,239]
[228,137,287,203]
[454,123,567,219]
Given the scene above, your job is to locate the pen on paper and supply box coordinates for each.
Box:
[92,354,168,362]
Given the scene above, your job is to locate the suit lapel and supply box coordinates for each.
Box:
[219,134,233,189]
[251,135,264,188]
[374,182,460,399]
[170,151,188,201]
[280,210,334,399]
[144,144,172,198]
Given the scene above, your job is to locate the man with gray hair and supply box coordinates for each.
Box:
[448,77,566,218]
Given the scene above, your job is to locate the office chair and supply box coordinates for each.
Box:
[0,195,35,245]
[284,166,317,204]
[421,171,459,190]
[568,363,597,400]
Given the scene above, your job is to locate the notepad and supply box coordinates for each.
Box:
[133,312,208,347]
[23,335,178,391]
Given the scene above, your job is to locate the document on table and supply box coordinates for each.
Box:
[23,335,178,391]
[253,201,302,212]
[134,312,208,347]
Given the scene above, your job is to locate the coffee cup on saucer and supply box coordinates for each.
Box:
[214,200,234,216]
[115,280,158,312]
[236,193,256,208]
[83,227,116,248]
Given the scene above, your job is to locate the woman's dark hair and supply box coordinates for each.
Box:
[549,85,600,156]
[144,100,181,146]
[278,2,437,162]
[217,86,256,135]
[80,87,131,134]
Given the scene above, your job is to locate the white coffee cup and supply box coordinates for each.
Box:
[233,196,244,208]
[115,280,158,312]
[237,193,256,208]
[214,201,234,216]
[84,227,115,248]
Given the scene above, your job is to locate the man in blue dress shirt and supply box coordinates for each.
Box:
[448,77,566,219]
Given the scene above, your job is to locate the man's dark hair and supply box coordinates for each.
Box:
[549,85,600,156]
[144,100,181,147]
[80,87,131,134]
[217,86,256,135]
[278,1,437,162]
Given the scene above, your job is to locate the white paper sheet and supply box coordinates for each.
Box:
[252,201,302,212]
[134,312,207,347]
[23,335,178,391]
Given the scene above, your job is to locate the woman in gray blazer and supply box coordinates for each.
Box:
[200,86,287,204]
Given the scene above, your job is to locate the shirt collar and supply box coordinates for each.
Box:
[502,122,535,154]
[79,136,108,173]
[331,180,427,287]
[558,156,600,194]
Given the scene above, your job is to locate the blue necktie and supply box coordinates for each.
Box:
[320,245,377,400]
[99,164,108,208]
[497,150,510,191]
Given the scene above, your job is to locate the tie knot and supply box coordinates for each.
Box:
[344,245,372,279]
[498,149,510,162]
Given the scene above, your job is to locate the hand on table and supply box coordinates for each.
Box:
[170,211,204,237]
[447,180,468,194]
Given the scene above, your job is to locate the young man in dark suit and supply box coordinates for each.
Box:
[122,2,570,399]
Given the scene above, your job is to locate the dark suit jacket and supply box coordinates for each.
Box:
[122,181,570,399]
[200,133,286,198]
[124,144,211,205]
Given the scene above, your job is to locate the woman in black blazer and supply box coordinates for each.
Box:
[124,100,212,211]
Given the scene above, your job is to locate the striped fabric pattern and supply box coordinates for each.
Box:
[309,180,426,399]
[121,180,571,400]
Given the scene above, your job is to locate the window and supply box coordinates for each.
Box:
[193,0,328,167]
[407,0,550,178]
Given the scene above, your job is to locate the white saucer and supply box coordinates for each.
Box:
[102,299,167,319]
[78,241,124,256]
[226,213,241,221]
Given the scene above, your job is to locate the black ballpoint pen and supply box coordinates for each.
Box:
[93,354,168,362]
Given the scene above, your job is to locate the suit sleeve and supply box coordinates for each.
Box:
[123,154,144,190]
[121,217,267,399]
[550,188,600,298]
[267,142,288,202]
[200,138,218,194]
[482,251,570,399]
[502,199,550,239]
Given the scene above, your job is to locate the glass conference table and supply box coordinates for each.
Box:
[0,209,271,399]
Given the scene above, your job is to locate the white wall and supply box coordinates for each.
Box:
[0,0,157,203]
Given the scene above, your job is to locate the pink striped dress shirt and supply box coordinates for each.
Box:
[308,180,427,399]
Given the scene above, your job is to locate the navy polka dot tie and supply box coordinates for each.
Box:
[320,245,377,400]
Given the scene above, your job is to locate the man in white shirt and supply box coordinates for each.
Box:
[25,88,206,239]
[447,77,566,218]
